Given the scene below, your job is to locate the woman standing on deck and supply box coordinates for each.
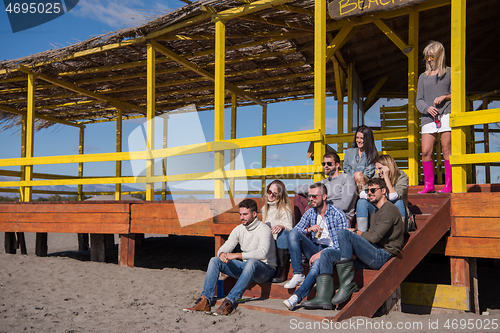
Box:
[342,125,378,193]
[416,41,452,193]
[262,180,294,283]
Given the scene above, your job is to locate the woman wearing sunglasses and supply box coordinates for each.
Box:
[416,40,452,193]
[356,155,408,232]
[262,180,294,282]
[342,125,378,192]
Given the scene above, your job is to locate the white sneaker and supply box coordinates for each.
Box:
[283,274,305,289]
[283,294,299,311]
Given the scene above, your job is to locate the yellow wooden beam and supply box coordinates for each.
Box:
[314,0,326,182]
[261,104,267,194]
[230,93,237,199]
[22,73,35,201]
[151,40,265,106]
[373,18,410,54]
[451,152,500,165]
[78,127,84,201]
[240,13,314,31]
[115,108,122,201]
[407,10,419,186]
[212,0,292,22]
[214,20,226,199]
[363,77,388,112]
[0,104,84,128]
[450,108,500,127]
[401,282,468,311]
[17,65,147,114]
[146,43,156,201]
[450,0,467,193]
[326,25,359,61]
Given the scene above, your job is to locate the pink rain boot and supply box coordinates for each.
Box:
[438,160,452,193]
[418,160,435,194]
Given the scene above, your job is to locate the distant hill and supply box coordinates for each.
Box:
[0,176,143,199]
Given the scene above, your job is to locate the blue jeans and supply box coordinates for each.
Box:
[356,198,405,225]
[288,228,327,275]
[337,229,392,269]
[318,248,341,275]
[293,248,340,301]
[276,229,289,249]
[201,257,275,304]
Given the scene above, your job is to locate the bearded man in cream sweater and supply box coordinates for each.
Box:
[183,198,276,316]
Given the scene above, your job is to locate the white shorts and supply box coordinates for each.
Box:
[421,113,451,134]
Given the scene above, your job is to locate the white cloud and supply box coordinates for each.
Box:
[70,0,173,28]
[268,154,286,162]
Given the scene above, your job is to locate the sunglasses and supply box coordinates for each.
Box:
[425,55,434,61]
[321,162,334,167]
[308,194,320,199]
[267,189,279,197]
[364,187,382,194]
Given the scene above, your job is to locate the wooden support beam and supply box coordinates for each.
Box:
[214,20,226,199]
[240,13,314,31]
[373,18,410,53]
[119,234,136,267]
[363,77,388,112]
[146,43,155,202]
[0,104,84,128]
[326,25,360,61]
[212,0,292,22]
[313,0,326,182]
[150,40,265,106]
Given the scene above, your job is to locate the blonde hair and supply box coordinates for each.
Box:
[262,180,293,222]
[423,41,447,78]
[375,155,401,186]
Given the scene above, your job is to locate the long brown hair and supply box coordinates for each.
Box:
[375,155,401,186]
[262,180,293,222]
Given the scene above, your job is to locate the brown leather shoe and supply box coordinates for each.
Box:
[213,298,233,316]
[182,295,211,313]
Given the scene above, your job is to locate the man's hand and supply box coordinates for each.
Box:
[271,225,284,234]
[219,252,229,263]
[310,250,322,264]
[307,224,322,233]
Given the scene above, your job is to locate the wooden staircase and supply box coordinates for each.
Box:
[228,193,451,321]
[330,193,450,321]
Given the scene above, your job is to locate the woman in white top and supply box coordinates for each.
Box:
[262,180,293,282]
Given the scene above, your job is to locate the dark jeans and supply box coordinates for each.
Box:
[338,229,392,269]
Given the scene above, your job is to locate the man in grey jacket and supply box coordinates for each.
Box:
[183,198,276,316]
[294,151,357,223]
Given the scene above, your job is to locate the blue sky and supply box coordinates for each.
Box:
[1,0,498,195]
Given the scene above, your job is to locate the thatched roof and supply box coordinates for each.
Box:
[0,0,498,130]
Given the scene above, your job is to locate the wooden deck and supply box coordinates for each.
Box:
[1,184,500,318]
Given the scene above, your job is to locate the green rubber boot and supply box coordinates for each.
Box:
[301,274,334,310]
[331,259,358,305]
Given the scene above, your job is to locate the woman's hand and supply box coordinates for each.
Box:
[271,225,284,234]
[434,95,446,106]
[380,165,390,180]
[427,106,439,118]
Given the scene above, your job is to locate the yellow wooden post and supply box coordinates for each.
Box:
[19,114,26,201]
[407,10,419,186]
[115,108,122,201]
[334,60,344,153]
[230,93,237,198]
[262,104,267,194]
[347,63,353,138]
[146,42,156,201]
[313,0,326,182]
[162,114,168,201]
[78,127,84,201]
[214,19,226,198]
[451,0,467,193]
[23,72,35,202]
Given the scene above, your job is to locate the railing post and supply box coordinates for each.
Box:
[407,10,419,186]
[146,41,156,201]
[115,108,122,201]
[450,0,467,193]
[313,0,326,182]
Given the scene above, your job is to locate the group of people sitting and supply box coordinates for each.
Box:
[183,125,408,315]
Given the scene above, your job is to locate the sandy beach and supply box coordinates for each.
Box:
[1,232,499,333]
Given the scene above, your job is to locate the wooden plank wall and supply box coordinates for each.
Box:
[0,202,130,234]
[446,192,500,259]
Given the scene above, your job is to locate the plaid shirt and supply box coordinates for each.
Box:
[294,204,349,250]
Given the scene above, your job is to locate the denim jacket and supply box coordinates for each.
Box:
[343,148,375,179]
